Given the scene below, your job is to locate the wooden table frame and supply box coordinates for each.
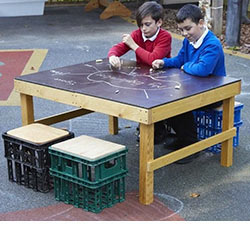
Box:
[14,76,241,205]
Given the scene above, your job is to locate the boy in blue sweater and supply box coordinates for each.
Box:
[152,4,226,164]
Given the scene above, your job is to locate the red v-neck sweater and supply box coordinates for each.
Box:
[108,28,172,66]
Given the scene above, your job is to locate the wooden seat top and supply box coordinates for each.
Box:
[7,123,69,144]
[50,135,126,161]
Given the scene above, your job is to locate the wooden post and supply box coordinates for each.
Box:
[20,93,34,125]
[221,97,235,167]
[139,123,154,205]
[109,115,118,135]
[225,0,242,46]
[211,0,223,36]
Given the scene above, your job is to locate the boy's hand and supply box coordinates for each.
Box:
[122,34,139,51]
[109,55,121,69]
[152,59,164,69]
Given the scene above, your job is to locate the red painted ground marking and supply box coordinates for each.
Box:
[0,192,184,221]
[0,51,33,100]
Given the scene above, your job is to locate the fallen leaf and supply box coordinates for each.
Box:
[190,193,200,198]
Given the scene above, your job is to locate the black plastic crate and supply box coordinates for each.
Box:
[6,158,52,192]
[2,123,74,192]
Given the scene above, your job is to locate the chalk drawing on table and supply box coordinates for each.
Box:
[128,67,139,76]
[86,70,181,99]
[143,89,149,99]
[53,78,77,86]
[50,63,181,99]
[51,70,71,76]
[84,63,100,72]
[86,70,181,90]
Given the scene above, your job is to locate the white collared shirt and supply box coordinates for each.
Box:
[190,26,209,49]
[142,27,160,42]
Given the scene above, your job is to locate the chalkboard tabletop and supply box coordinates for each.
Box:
[16,58,240,109]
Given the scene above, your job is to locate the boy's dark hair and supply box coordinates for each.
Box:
[136,1,164,27]
[176,4,204,24]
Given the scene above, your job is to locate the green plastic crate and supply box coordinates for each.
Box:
[49,135,128,185]
[50,168,128,189]
[52,173,126,213]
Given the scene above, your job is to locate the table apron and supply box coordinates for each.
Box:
[14,80,150,124]
[151,81,241,123]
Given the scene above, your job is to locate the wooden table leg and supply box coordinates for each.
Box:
[109,115,118,135]
[139,123,154,205]
[20,93,34,125]
[221,97,235,167]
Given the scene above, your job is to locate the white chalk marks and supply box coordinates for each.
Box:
[50,63,182,100]
[155,193,184,219]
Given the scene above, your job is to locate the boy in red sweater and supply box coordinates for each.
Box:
[108,1,172,68]
[108,1,172,144]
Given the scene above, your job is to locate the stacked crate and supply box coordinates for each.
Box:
[49,135,128,213]
[193,101,244,153]
[2,123,74,192]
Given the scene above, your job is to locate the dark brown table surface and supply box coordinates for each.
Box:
[16,58,240,109]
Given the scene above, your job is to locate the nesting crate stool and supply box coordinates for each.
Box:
[2,123,74,192]
[49,135,128,213]
[193,101,244,153]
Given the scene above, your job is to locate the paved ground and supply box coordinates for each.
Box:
[0,4,250,221]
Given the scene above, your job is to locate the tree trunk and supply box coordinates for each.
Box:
[225,0,242,46]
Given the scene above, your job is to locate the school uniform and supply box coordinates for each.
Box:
[108,28,172,144]
[108,28,172,65]
[163,28,226,149]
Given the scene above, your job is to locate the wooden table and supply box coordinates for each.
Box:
[14,58,241,205]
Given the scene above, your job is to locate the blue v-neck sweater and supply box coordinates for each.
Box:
[163,30,226,77]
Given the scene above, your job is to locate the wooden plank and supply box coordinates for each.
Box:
[35,108,93,125]
[109,115,118,135]
[50,135,126,161]
[139,123,154,205]
[147,128,236,172]
[20,93,34,125]
[221,97,235,167]
[151,81,241,123]
[7,123,69,144]
[15,80,150,124]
